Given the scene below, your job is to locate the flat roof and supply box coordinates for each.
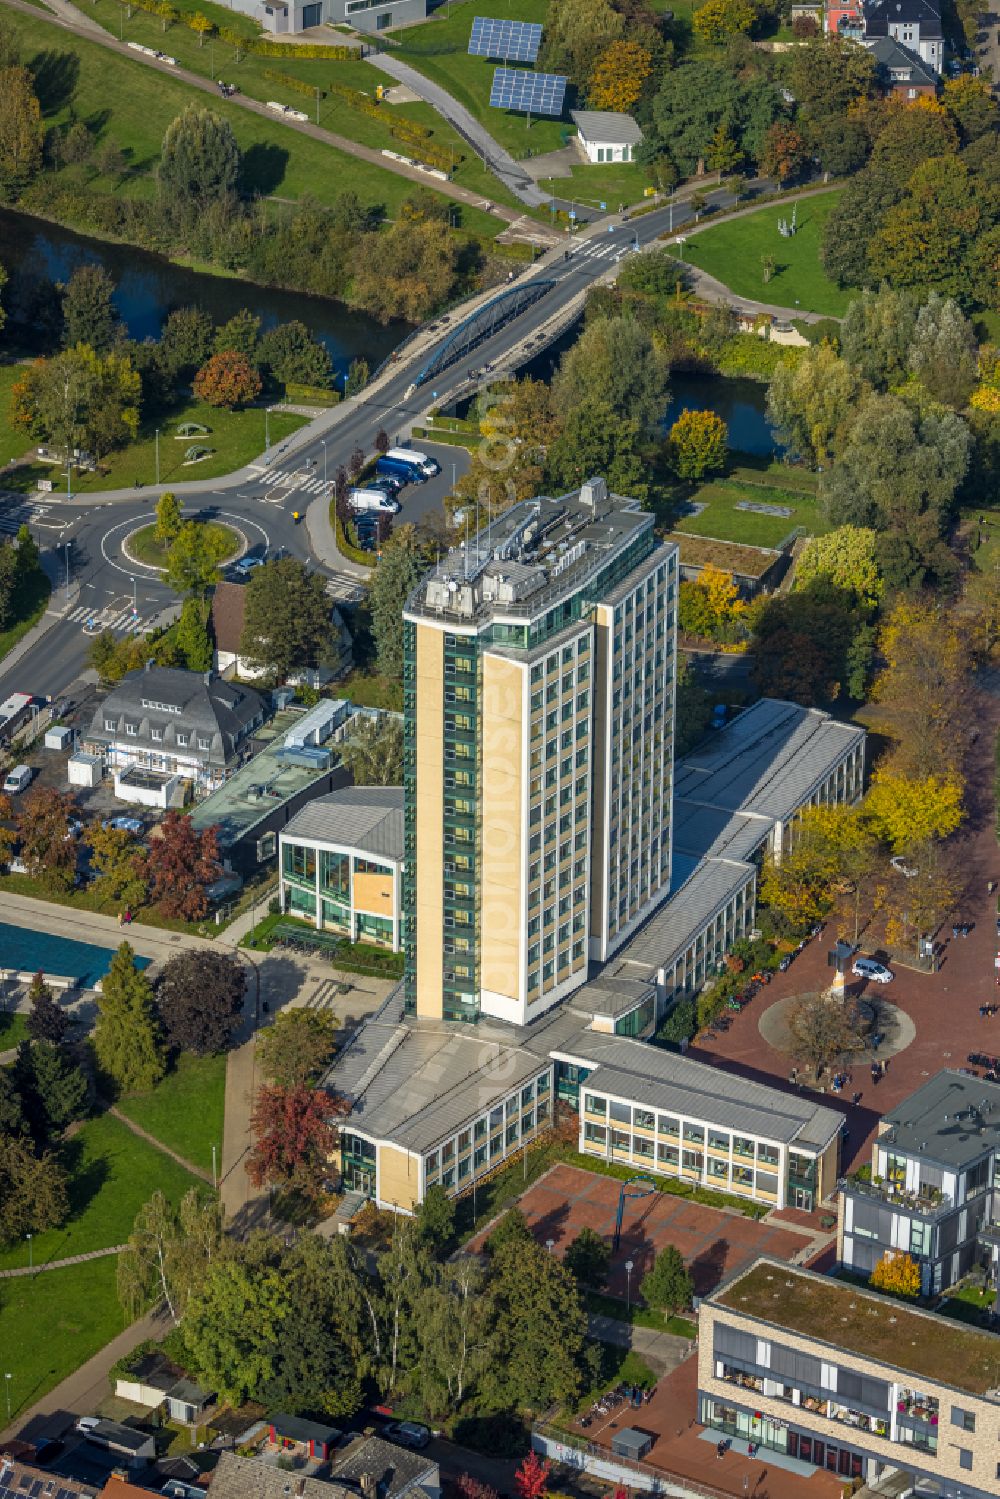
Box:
[715,1259,1000,1398]
[668,532,780,579]
[405,479,652,627]
[281,786,404,864]
[673,698,864,828]
[614,855,756,976]
[190,708,341,845]
[878,1070,1000,1170]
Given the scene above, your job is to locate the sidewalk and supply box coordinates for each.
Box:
[0,1244,124,1280]
[0,890,215,964]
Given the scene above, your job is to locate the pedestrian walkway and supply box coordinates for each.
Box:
[109,1105,212,1183]
[0,890,214,965]
[370,50,547,207]
[0,1244,125,1280]
[63,601,161,636]
[246,463,330,496]
[587,1314,694,1376]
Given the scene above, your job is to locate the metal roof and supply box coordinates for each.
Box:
[613,856,757,976]
[568,1032,842,1149]
[281,786,404,864]
[673,699,863,826]
[570,110,643,146]
[879,1070,1000,1170]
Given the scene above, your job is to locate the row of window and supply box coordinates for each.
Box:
[529,637,590,684]
[107,718,213,749]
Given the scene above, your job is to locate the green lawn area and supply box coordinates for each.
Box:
[672,473,831,547]
[1,400,306,495]
[586,1288,697,1337]
[0,365,32,467]
[0,1255,126,1423]
[5,9,502,236]
[390,0,569,161]
[669,191,850,318]
[127,519,240,569]
[0,1008,29,1052]
[0,1112,203,1272]
[82,0,520,211]
[117,1052,227,1175]
[542,160,658,212]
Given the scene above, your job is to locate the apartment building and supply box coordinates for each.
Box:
[859,0,943,72]
[838,1071,1000,1296]
[401,478,678,1028]
[700,1259,1000,1496]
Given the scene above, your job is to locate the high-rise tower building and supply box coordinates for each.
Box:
[401,477,678,1027]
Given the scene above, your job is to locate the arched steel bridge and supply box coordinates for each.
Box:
[410,278,555,390]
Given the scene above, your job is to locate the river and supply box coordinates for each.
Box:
[0,207,407,380]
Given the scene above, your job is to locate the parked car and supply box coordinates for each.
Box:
[102,816,144,835]
[75,1417,100,1434]
[233,556,264,578]
[382,1421,431,1450]
[852,956,894,984]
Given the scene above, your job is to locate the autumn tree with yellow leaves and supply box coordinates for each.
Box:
[677,563,747,644]
[587,40,652,113]
[870,1251,922,1299]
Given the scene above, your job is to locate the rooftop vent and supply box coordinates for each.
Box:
[579,476,608,509]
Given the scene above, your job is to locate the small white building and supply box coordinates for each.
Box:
[570,110,643,164]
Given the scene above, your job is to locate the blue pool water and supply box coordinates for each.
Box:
[0,922,151,989]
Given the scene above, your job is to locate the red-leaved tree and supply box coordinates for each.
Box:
[514,1452,551,1499]
[454,1478,498,1499]
[193,350,262,409]
[144,810,221,920]
[247,1084,349,1200]
[17,786,78,890]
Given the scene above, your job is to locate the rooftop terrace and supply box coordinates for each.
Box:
[404,478,652,626]
[716,1260,1000,1398]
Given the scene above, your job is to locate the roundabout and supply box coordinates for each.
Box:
[121,519,244,573]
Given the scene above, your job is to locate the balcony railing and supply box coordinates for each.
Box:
[840,1174,953,1218]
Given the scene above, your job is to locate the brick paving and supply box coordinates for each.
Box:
[572,1356,842,1499]
[470,1163,812,1296]
[687,686,1000,1182]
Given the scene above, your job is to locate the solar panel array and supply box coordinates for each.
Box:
[469,17,543,61]
[489,66,567,116]
[0,1471,89,1499]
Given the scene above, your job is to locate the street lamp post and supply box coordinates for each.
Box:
[4,1372,10,1421]
[131,576,137,616]
[625,1258,634,1311]
[321,439,328,485]
[26,1233,32,1272]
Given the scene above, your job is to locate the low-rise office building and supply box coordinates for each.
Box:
[227,0,426,36]
[838,1071,1000,1296]
[280,786,404,950]
[700,1258,1000,1496]
[570,110,643,164]
[329,989,841,1211]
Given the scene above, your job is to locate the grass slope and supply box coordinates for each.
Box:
[81,0,520,210]
[670,191,850,318]
[117,1052,227,1175]
[0,566,51,663]
[5,8,499,234]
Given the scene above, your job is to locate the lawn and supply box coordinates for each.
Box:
[390,0,569,161]
[5,9,503,236]
[127,519,240,569]
[671,474,831,548]
[0,1112,203,1273]
[117,1052,227,1176]
[82,0,520,211]
[669,190,851,318]
[1,400,306,495]
[0,365,32,467]
[586,1288,697,1338]
[0,1008,29,1052]
[0,1255,126,1423]
[540,160,658,213]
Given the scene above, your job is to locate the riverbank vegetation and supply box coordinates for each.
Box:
[0,9,508,321]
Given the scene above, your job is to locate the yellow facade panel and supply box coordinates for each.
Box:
[415,623,444,1019]
[480,652,526,1005]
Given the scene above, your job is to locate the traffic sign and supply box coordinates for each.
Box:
[600,201,606,211]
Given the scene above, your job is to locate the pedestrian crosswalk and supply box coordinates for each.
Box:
[65,602,161,636]
[0,500,71,536]
[248,464,330,497]
[326,573,366,604]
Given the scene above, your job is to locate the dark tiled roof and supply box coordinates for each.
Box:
[863,0,942,38]
[211,582,248,656]
[330,1435,437,1499]
[866,34,938,87]
[85,667,264,768]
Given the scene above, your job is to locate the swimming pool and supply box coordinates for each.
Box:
[0,922,151,990]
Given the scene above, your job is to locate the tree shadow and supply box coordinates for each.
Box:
[529,1196,571,1251]
[58,1132,111,1229]
[689,1236,730,1297]
[240,142,289,198]
[28,48,80,114]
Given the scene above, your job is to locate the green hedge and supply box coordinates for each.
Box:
[333,505,374,567]
[263,68,325,99]
[284,381,339,405]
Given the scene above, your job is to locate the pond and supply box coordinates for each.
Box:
[663,372,779,458]
[0,207,407,380]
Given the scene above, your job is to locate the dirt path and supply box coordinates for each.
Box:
[109,1104,213,1184]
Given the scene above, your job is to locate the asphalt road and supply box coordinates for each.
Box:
[0,180,769,704]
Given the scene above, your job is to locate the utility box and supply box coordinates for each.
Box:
[68,752,103,788]
[45,725,72,751]
[611,1429,653,1461]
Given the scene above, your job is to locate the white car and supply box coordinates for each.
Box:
[75,1417,100,1433]
[852,957,894,985]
